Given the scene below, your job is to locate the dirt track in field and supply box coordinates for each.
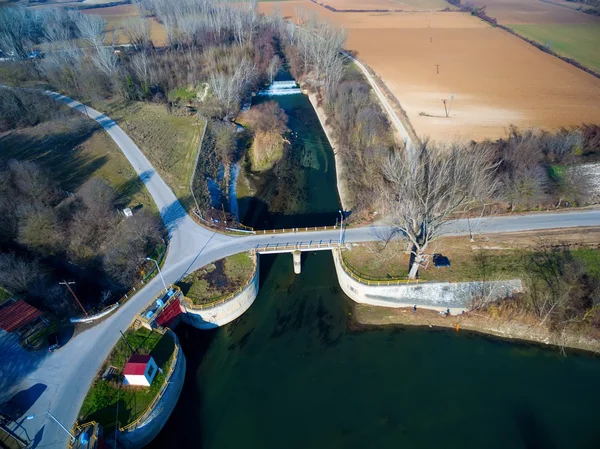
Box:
[315,0,450,11]
[260,1,600,142]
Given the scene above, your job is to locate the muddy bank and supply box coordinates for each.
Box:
[353,304,600,354]
[306,91,349,212]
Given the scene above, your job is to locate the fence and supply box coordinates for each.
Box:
[255,240,340,252]
[182,253,258,310]
[337,249,422,286]
[119,329,180,433]
[257,225,339,234]
[192,208,256,234]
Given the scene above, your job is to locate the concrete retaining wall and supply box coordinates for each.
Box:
[117,333,187,449]
[332,249,522,314]
[181,256,260,329]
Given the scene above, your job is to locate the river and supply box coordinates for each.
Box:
[145,81,600,449]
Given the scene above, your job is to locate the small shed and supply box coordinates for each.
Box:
[123,354,158,387]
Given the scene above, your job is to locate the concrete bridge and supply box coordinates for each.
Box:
[255,240,341,274]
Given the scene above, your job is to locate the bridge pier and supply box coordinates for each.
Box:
[293,251,301,274]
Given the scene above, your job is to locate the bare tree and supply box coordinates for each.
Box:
[123,16,153,50]
[383,142,499,279]
[267,55,282,83]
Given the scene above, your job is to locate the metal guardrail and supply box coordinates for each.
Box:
[68,421,98,449]
[255,240,340,252]
[257,225,338,234]
[338,249,422,286]
[182,254,257,310]
[119,330,180,432]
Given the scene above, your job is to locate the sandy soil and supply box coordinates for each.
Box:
[259,2,600,142]
[353,304,600,353]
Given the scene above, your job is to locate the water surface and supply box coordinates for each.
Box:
[147,252,600,449]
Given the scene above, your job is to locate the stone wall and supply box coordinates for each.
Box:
[181,256,260,329]
[332,249,522,314]
[117,332,187,449]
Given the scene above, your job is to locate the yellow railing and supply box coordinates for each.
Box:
[68,421,98,448]
[338,249,422,286]
[258,225,338,234]
[119,331,180,432]
[183,254,258,310]
[255,241,339,252]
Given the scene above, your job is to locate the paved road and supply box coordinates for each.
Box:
[2,92,598,448]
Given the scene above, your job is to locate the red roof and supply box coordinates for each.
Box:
[0,300,43,333]
[123,354,152,376]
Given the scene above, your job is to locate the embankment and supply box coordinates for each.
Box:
[181,256,260,329]
[116,332,187,449]
[353,304,600,354]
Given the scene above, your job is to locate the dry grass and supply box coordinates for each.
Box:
[342,227,600,282]
[95,100,203,207]
[0,116,155,210]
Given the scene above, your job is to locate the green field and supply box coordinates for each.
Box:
[509,23,600,73]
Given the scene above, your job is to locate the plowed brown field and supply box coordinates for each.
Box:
[316,0,450,11]
[259,1,600,142]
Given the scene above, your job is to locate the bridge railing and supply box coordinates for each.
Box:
[338,249,422,286]
[257,225,339,234]
[255,240,340,252]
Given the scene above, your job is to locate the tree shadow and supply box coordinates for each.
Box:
[160,200,188,236]
[116,176,147,208]
[0,332,47,401]
[7,383,48,413]
[0,120,110,192]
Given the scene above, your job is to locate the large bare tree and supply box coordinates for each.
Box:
[383,143,499,279]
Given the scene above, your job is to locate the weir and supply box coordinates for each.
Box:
[257,80,302,96]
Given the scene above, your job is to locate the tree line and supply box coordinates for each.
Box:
[0,160,162,315]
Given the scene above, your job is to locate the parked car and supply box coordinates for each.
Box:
[433,254,451,268]
[47,332,60,352]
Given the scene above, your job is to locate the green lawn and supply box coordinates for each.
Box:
[94,101,204,209]
[78,328,175,428]
[176,252,255,305]
[509,23,600,73]
[0,116,155,211]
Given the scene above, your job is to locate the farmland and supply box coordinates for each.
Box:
[259,1,600,142]
[315,0,451,11]
[465,0,600,73]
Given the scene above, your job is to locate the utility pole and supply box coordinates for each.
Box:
[435,64,440,75]
[442,99,449,118]
[59,281,88,316]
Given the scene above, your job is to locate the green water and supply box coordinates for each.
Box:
[237,91,341,230]
[147,252,600,449]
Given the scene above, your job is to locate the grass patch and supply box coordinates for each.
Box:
[573,248,600,280]
[0,117,155,211]
[96,100,204,209]
[508,23,600,73]
[168,87,197,102]
[341,241,524,283]
[79,327,175,428]
[176,252,254,305]
[0,287,12,305]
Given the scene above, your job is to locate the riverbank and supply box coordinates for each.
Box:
[353,303,600,354]
[306,91,350,212]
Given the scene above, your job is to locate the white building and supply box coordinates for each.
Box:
[123,354,158,387]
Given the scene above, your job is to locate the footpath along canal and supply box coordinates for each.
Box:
[145,78,600,449]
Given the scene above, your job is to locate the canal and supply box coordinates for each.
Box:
[147,251,600,449]
[146,81,600,449]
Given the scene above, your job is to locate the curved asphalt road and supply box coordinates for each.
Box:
[1,93,598,448]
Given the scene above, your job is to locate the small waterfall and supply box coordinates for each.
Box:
[258,80,301,96]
